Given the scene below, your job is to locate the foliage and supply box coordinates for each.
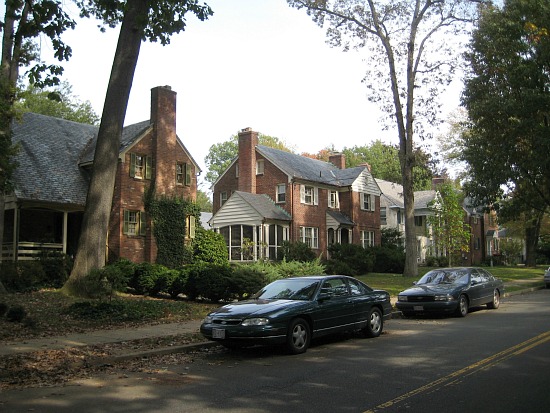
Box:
[204,133,295,185]
[343,141,436,191]
[36,251,73,288]
[275,258,326,278]
[195,189,213,212]
[325,243,374,276]
[0,302,8,316]
[499,238,524,265]
[234,261,283,284]
[229,265,268,300]
[381,227,403,248]
[370,246,406,274]
[0,254,72,292]
[145,195,200,268]
[461,0,550,215]
[277,241,317,262]
[15,82,100,124]
[183,263,234,302]
[427,182,471,266]
[287,0,477,278]
[191,226,228,265]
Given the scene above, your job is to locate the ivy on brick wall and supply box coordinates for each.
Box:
[145,193,201,268]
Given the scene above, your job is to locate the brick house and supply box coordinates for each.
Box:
[1,86,200,263]
[210,128,381,261]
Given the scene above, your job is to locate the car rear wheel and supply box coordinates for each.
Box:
[286,318,310,355]
[487,289,500,309]
[363,307,383,338]
[456,294,469,317]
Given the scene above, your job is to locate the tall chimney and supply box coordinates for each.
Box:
[238,127,258,193]
[151,86,177,194]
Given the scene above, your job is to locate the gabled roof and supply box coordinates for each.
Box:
[209,191,291,227]
[11,112,200,207]
[326,210,354,226]
[257,145,367,187]
[376,178,437,211]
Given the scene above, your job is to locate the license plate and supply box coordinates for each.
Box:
[413,306,424,311]
[212,328,226,339]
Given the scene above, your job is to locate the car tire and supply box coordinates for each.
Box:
[487,289,500,309]
[363,307,383,338]
[286,318,310,355]
[456,294,469,317]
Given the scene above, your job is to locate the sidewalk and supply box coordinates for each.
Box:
[0,281,545,360]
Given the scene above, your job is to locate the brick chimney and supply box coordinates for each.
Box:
[238,127,259,193]
[329,153,346,169]
[150,86,177,194]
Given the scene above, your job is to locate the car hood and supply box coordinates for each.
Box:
[209,299,309,318]
[400,284,463,296]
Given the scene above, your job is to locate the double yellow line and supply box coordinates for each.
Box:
[364,330,550,413]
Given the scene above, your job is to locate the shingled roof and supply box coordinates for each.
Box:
[257,145,367,187]
[234,191,292,221]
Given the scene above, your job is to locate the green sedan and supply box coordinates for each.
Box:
[200,275,392,354]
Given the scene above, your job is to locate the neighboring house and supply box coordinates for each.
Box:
[463,200,500,265]
[1,86,200,263]
[210,128,381,261]
[376,178,437,263]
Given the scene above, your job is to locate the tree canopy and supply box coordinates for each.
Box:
[288,0,478,276]
[461,0,550,216]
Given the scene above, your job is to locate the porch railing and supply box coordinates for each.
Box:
[1,242,64,261]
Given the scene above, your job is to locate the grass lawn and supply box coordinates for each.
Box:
[356,265,548,298]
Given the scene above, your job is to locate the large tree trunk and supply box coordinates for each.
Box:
[524,210,543,267]
[62,0,149,296]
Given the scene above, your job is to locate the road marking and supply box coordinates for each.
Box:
[363,330,550,413]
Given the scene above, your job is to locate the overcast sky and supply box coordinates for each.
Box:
[6,0,462,183]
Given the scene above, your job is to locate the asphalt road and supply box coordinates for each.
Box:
[2,289,549,413]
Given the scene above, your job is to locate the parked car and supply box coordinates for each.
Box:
[544,267,550,289]
[200,275,392,354]
[396,267,504,317]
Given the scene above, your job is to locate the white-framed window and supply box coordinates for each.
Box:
[186,215,196,239]
[220,192,228,206]
[276,184,286,203]
[300,226,319,249]
[300,185,318,205]
[256,159,265,175]
[360,193,374,211]
[176,162,192,186]
[123,210,146,236]
[380,207,387,225]
[361,230,375,248]
[130,153,151,179]
[328,190,339,208]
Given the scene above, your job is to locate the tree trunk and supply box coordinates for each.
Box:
[524,210,543,267]
[62,0,149,296]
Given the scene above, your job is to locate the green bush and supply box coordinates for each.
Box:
[0,302,8,317]
[184,263,234,302]
[239,261,282,283]
[371,246,405,273]
[6,305,27,322]
[277,241,317,262]
[192,227,228,265]
[168,268,189,298]
[276,258,326,278]
[36,250,73,288]
[128,262,172,295]
[0,261,43,292]
[230,265,267,299]
[325,243,374,276]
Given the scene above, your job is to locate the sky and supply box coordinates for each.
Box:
[6,0,462,183]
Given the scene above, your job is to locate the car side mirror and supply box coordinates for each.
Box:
[318,293,332,302]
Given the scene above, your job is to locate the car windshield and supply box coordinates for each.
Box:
[254,279,320,301]
[417,269,470,286]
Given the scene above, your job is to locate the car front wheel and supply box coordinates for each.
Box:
[487,289,500,309]
[363,307,383,338]
[456,295,469,317]
[286,318,310,355]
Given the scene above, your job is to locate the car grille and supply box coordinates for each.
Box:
[407,296,434,303]
[212,318,242,326]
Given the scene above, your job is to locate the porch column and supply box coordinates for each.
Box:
[62,212,68,254]
[253,225,258,261]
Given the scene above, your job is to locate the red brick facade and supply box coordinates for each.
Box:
[213,129,381,259]
[108,86,198,263]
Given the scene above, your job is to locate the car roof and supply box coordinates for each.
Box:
[284,275,352,281]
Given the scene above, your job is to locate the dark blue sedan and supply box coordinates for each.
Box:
[200,275,392,354]
[396,267,504,317]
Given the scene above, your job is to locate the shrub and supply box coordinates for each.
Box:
[240,261,282,283]
[277,241,317,262]
[184,263,234,302]
[128,262,172,295]
[325,243,374,276]
[6,305,27,322]
[371,246,405,273]
[0,302,8,316]
[230,265,267,299]
[276,258,326,278]
[192,227,228,265]
[168,268,190,298]
[0,261,44,292]
[36,250,73,288]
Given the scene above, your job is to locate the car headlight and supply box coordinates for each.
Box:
[241,318,269,326]
[434,294,454,301]
[202,315,213,324]
[398,295,408,302]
